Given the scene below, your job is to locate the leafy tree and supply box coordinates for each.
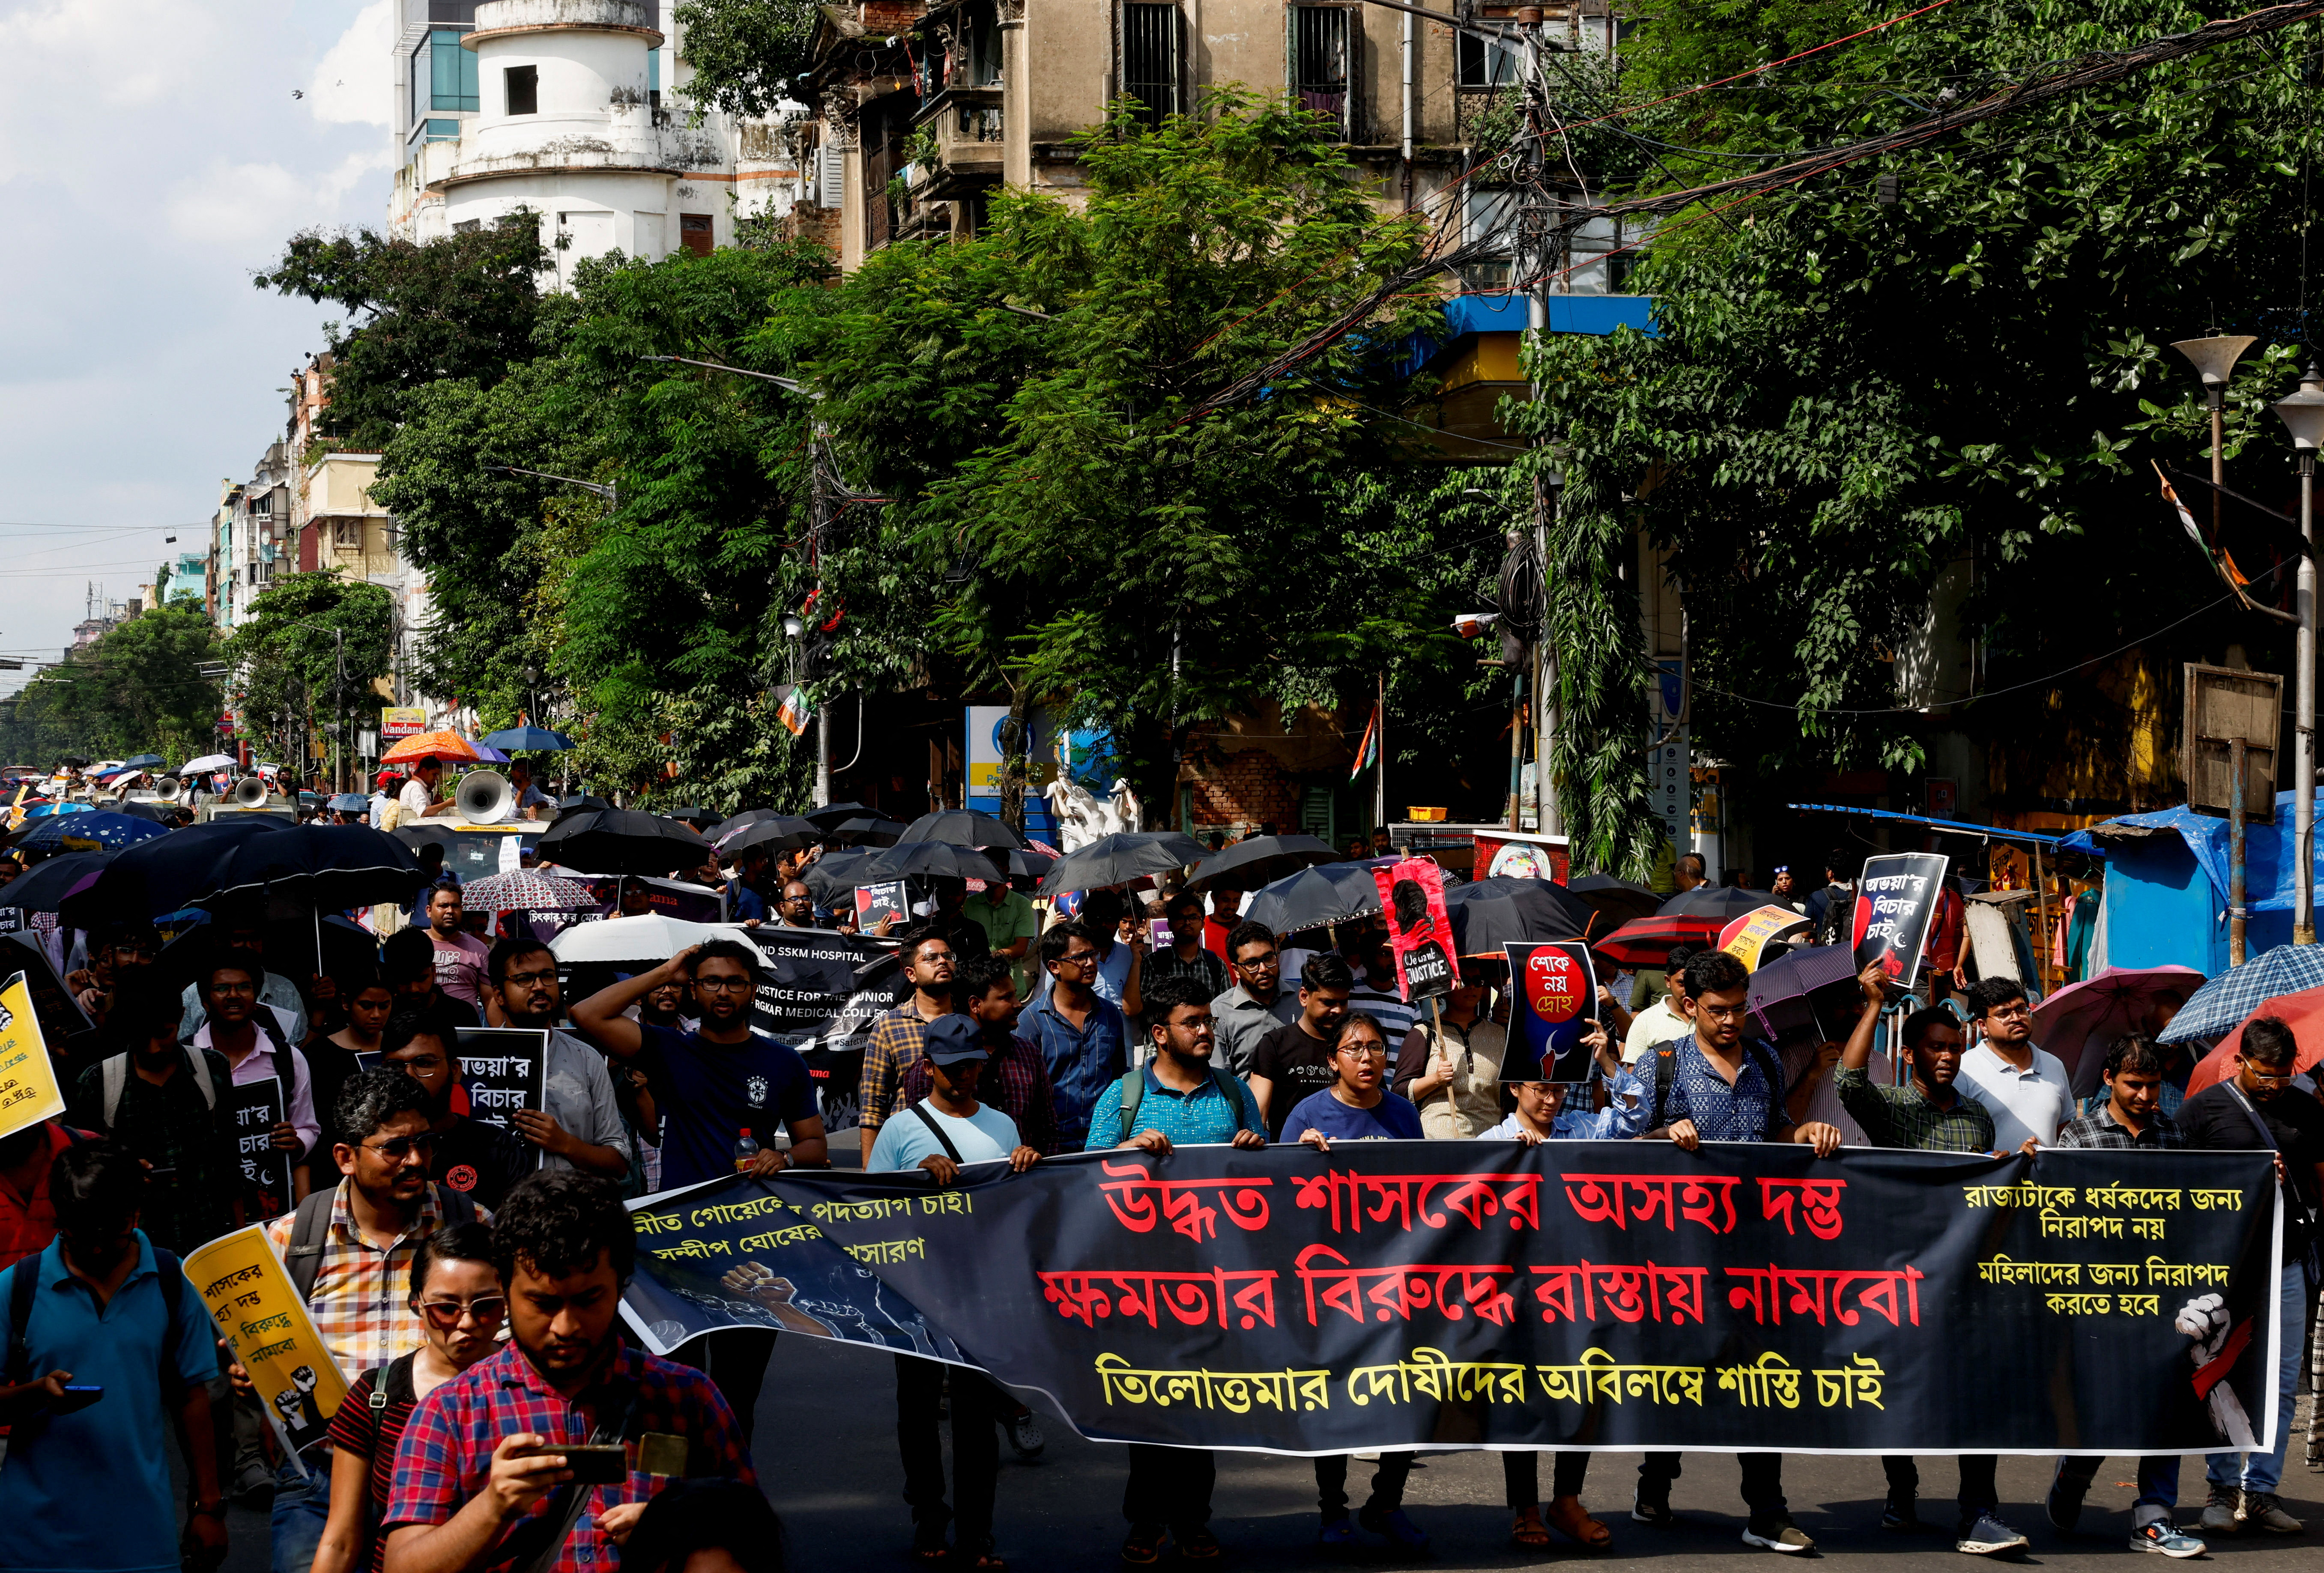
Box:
[671,0,819,120]
[0,606,222,765]
[1517,0,2324,869]
[254,219,549,450]
[222,575,395,783]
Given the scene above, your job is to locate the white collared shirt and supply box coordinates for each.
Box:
[1956,1039,2072,1151]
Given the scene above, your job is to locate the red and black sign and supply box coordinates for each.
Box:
[1371,857,1459,1003]
[1851,852,1950,985]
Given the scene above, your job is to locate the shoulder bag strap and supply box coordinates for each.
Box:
[1116,1068,1145,1143]
[1207,1066,1255,1136]
[506,1382,638,1573]
[101,1054,128,1129]
[907,1101,965,1164]
[184,1047,218,1111]
[284,1187,339,1301]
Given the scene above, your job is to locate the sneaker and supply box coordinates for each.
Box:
[2199,1484,2240,1535]
[1005,1411,1045,1460]
[1632,1486,1676,1527]
[2239,1492,2303,1534]
[1884,1494,1924,1533]
[2130,1521,2205,1558]
[1742,1515,1816,1553]
[1362,1507,1431,1552]
[1955,1513,2029,1556]
[2046,1475,2085,1534]
[1318,1513,1361,1550]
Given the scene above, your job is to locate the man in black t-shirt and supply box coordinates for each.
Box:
[2176,1016,2321,1537]
[1246,953,1354,1141]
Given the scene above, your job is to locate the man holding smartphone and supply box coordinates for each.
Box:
[0,1142,227,1573]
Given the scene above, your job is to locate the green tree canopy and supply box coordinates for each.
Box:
[671,0,819,120]
[0,605,222,766]
[223,574,396,774]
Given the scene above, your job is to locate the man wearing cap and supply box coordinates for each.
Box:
[367,770,397,829]
[867,1015,1041,1567]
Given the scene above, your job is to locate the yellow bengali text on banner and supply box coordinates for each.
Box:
[0,971,64,1140]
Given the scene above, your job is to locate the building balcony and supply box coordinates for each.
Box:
[911,85,1003,197]
[470,0,660,46]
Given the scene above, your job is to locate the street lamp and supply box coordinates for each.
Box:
[2273,363,2324,943]
[2172,332,2257,560]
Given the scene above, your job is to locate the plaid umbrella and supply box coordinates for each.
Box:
[2156,945,2324,1043]
[464,871,598,914]
[1593,914,1723,968]
[2186,982,2324,1094]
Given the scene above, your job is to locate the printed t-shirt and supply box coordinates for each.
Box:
[639,1024,818,1189]
[1249,1020,1340,1140]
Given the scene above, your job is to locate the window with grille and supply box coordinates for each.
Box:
[1289,6,1353,140]
[332,519,361,549]
[1120,4,1180,130]
[1457,32,1520,87]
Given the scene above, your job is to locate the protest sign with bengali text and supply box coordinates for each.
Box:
[452,1027,547,1160]
[185,1224,347,1473]
[230,1075,293,1218]
[1504,942,1598,1083]
[0,972,62,1140]
[1852,854,1949,984]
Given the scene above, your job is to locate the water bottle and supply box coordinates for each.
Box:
[733,1127,760,1171]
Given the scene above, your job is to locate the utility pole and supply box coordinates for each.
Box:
[810,412,833,810]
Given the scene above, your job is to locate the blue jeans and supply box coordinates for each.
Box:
[2205,1265,2311,1495]
[2054,1452,2180,1519]
[270,1447,332,1573]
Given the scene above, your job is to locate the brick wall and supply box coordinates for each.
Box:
[1185,747,1308,836]
[780,201,841,255]
[861,2,927,32]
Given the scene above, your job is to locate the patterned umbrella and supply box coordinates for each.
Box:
[13,811,168,854]
[2156,944,2324,1043]
[463,871,598,915]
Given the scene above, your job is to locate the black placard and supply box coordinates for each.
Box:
[1851,852,1950,985]
[452,1027,546,1161]
[230,1074,293,1219]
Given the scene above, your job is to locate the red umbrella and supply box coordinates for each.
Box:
[1593,914,1723,968]
[2186,983,2324,1096]
[2031,964,2208,1098]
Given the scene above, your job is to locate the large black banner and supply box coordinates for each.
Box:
[740,928,899,1132]
[621,1143,2279,1454]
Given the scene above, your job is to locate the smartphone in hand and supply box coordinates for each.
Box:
[53,1384,104,1415]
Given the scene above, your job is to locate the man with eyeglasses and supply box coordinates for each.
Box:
[67,918,162,1041]
[570,939,826,1439]
[776,879,823,930]
[484,940,631,1181]
[257,1069,487,1573]
[1956,978,2071,1155]
[856,929,962,1164]
[1019,921,1129,1151]
[1634,948,1840,1555]
[1208,921,1301,1077]
[381,1004,533,1210]
[2175,1015,2321,1537]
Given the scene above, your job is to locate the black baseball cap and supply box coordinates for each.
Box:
[923,1015,989,1068]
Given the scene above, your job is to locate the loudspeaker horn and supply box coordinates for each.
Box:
[456,769,514,824]
[152,776,183,803]
[231,777,270,807]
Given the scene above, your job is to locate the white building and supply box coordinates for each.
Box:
[388,0,801,274]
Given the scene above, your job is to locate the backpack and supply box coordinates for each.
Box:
[1648,1035,1790,1140]
[284,1184,481,1302]
[1115,1065,1261,1145]
[98,1047,219,1129]
[5,1234,191,1434]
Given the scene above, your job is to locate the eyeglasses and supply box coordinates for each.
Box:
[502,969,556,988]
[1985,1004,2033,1021]
[781,895,814,906]
[1694,1004,1748,1021]
[1057,951,1099,968]
[1336,1044,1389,1061]
[2241,1063,2296,1085]
[363,1134,439,1161]
[207,981,257,997]
[695,976,753,994]
[417,1295,507,1330]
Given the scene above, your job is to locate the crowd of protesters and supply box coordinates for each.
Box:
[0,809,2318,1573]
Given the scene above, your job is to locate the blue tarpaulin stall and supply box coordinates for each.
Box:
[2061,791,2324,975]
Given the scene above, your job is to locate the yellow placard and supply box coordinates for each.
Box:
[184,1224,349,1458]
[1721,906,1811,972]
[0,971,64,1140]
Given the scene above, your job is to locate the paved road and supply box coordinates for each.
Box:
[211,1334,2319,1572]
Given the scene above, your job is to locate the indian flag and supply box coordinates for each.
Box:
[774,685,815,737]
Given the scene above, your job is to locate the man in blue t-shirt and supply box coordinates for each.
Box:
[571,937,827,1439]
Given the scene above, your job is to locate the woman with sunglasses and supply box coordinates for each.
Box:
[310,1222,505,1573]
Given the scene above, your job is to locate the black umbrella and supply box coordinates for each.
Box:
[1241,861,1385,935]
[1185,834,1341,893]
[58,816,293,928]
[554,794,613,818]
[1039,830,1207,898]
[832,816,907,847]
[803,801,880,831]
[802,846,886,903]
[900,809,1026,850]
[57,755,89,768]
[707,809,780,843]
[535,809,706,875]
[1566,872,1661,926]
[861,840,995,882]
[193,824,428,915]
[719,816,821,856]
[109,799,178,824]
[1443,876,1597,958]
[1658,885,1783,922]
[1005,845,1057,880]
[665,805,720,831]
[0,849,116,913]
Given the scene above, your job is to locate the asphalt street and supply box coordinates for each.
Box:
[208,1332,2319,1573]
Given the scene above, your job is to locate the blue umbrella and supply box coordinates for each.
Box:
[2156,945,2324,1043]
[12,811,169,854]
[481,726,574,752]
[20,802,89,820]
[466,741,512,765]
[122,753,166,769]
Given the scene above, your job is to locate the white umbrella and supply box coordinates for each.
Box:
[179,753,236,774]
[548,913,757,964]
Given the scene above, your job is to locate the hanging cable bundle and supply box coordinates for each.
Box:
[1496,528,1544,651]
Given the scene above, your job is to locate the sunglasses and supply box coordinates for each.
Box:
[416,1295,507,1330]
[364,1134,439,1161]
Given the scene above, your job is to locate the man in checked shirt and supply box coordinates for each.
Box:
[1829,961,2027,1558]
[247,1070,488,1573]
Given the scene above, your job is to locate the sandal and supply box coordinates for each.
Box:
[1547,1494,1614,1549]
[956,1540,1007,1573]
[1119,1525,1168,1567]
[1174,1525,1223,1561]
[1511,1508,1553,1549]
[911,1523,952,1565]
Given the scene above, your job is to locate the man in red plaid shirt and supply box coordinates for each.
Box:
[382,1173,756,1573]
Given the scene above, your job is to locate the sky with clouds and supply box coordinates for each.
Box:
[0,0,394,694]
